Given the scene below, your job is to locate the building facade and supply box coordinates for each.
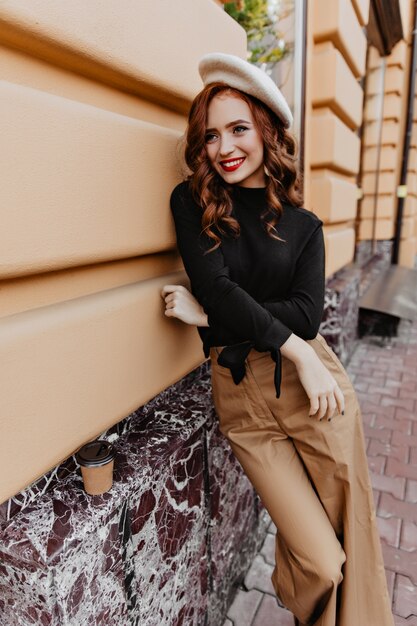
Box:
[0,1,415,623]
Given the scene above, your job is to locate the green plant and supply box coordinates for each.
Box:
[224,0,292,68]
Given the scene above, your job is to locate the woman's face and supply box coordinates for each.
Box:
[204,93,266,188]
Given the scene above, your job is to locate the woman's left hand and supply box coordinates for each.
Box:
[161,284,209,326]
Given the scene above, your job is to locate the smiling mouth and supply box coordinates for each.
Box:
[219,157,246,172]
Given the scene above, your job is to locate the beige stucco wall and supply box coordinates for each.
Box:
[306,0,369,276]
[0,0,246,503]
[359,0,417,267]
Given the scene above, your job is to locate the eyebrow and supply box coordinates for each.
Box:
[205,119,252,133]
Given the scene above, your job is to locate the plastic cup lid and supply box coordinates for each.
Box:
[75,440,115,467]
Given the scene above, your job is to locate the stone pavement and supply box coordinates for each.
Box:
[222,319,417,626]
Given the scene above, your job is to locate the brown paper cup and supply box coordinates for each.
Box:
[80,459,114,495]
[76,440,115,495]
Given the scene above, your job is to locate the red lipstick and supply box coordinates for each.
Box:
[219,157,246,172]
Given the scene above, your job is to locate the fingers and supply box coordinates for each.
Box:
[160,284,185,298]
[334,385,345,415]
[309,386,344,422]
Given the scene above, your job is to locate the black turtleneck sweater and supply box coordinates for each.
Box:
[170,180,325,398]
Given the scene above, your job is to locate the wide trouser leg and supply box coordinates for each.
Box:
[210,335,394,626]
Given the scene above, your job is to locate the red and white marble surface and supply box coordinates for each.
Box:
[0,362,268,626]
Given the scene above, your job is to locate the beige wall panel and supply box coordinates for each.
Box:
[1,81,183,279]
[362,171,396,194]
[310,110,361,175]
[405,194,417,216]
[324,227,355,276]
[367,66,403,95]
[365,93,402,121]
[414,216,417,236]
[362,145,398,171]
[360,195,396,219]
[311,43,363,129]
[368,45,382,70]
[398,236,417,267]
[388,40,408,68]
[313,0,367,78]
[310,170,358,222]
[408,173,417,195]
[408,148,417,172]
[0,45,187,131]
[358,218,395,239]
[400,217,414,238]
[351,0,370,26]
[0,274,205,503]
[0,253,184,319]
[399,0,412,42]
[364,119,400,146]
[0,0,246,112]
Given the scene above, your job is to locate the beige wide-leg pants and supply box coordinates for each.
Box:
[210,333,394,626]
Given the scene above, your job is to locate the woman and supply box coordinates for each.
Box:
[162,53,393,626]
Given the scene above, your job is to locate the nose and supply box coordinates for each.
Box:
[219,134,235,157]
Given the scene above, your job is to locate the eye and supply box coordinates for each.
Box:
[204,132,217,144]
[233,125,248,134]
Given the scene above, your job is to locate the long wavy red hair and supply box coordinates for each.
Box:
[184,82,303,252]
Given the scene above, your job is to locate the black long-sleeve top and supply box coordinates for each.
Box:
[170,180,325,398]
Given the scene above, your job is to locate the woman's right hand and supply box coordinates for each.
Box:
[280,334,345,421]
[161,284,209,327]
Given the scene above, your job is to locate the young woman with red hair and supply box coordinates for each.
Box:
[162,53,393,626]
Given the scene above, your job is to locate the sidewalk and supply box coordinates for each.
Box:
[223,319,417,626]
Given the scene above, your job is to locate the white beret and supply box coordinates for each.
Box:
[198,52,293,129]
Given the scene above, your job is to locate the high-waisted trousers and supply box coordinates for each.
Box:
[209,333,394,626]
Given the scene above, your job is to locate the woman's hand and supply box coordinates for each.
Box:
[280,334,345,421]
[161,284,209,326]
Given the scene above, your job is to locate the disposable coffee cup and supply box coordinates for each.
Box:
[75,440,115,495]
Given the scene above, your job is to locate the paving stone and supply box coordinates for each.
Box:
[400,520,417,552]
[395,407,417,422]
[386,458,417,481]
[251,594,294,626]
[227,589,263,626]
[374,415,412,435]
[378,493,417,523]
[362,401,396,418]
[361,412,376,426]
[399,388,417,401]
[381,396,415,412]
[392,430,417,448]
[260,531,276,566]
[357,391,382,405]
[370,472,406,500]
[368,439,410,463]
[377,516,402,548]
[368,455,386,474]
[406,479,417,503]
[268,520,277,535]
[393,574,417,619]
[381,543,417,585]
[410,447,417,465]
[223,620,234,626]
[368,384,399,398]
[244,555,276,596]
[364,424,393,444]
[385,569,396,604]
[394,615,417,626]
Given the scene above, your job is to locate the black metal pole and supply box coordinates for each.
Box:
[392,0,417,264]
